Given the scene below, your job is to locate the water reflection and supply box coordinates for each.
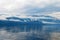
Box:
[0,24,60,40]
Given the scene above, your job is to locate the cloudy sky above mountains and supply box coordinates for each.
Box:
[0,0,60,19]
[0,0,60,40]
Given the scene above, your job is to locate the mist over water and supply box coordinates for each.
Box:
[0,24,60,40]
[0,23,42,40]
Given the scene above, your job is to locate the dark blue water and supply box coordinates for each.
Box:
[0,20,60,40]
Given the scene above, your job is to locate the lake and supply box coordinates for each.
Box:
[0,24,60,40]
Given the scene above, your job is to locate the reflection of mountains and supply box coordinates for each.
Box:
[0,20,43,32]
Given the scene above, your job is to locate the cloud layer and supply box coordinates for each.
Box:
[0,0,60,19]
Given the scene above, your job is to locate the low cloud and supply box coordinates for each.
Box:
[0,28,29,40]
[0,0,60,18]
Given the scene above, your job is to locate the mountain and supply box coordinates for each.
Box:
[0,15,60,24]
[0,16,43,32]
[39,16,60,24]
[1,15,60,24]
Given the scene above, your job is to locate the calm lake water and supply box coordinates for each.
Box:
[0,24,60,40]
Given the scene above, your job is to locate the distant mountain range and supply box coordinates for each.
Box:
[0,15,60,33]
[5,15,60,24]
[0,15,60,24]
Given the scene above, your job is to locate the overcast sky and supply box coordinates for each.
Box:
[0,0,60,19]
